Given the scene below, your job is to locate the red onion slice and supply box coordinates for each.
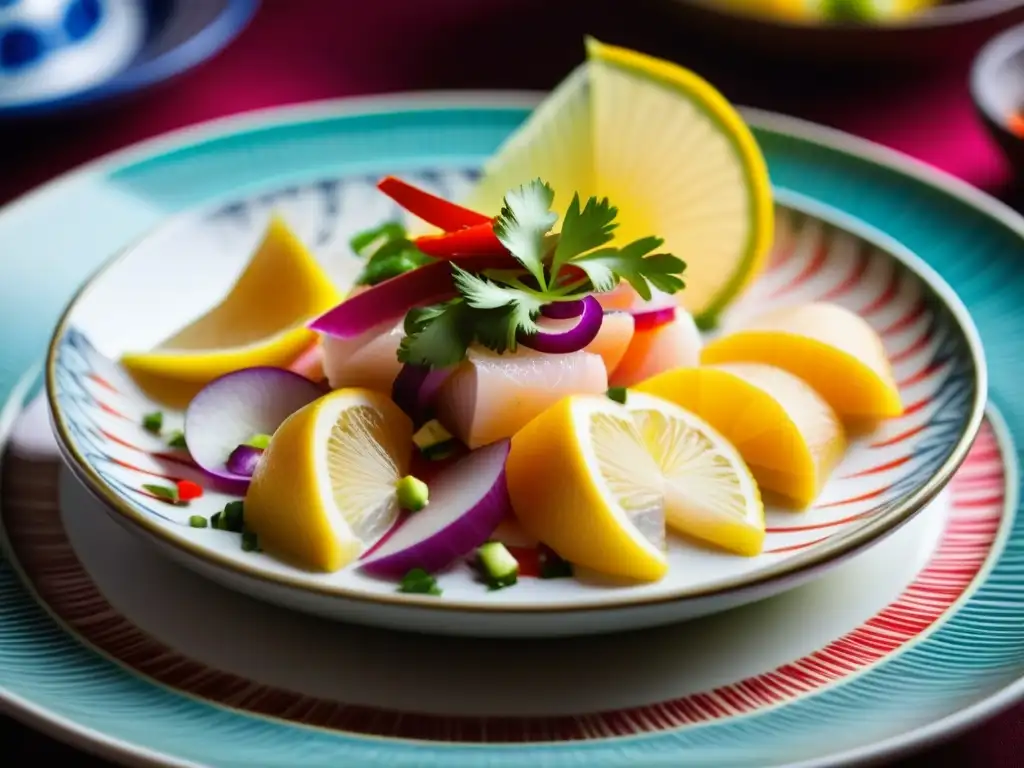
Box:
[185,367,324,494]
[360,440,512,578]
[632,305,677,331]
[391,364,452,426]
[519,295,603,354]
[226,445,264,477]
[540,300,585,319]
[309,255,514,340]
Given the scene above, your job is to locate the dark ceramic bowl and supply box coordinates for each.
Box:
[661,0,1024,61]
[971,21,1024,174]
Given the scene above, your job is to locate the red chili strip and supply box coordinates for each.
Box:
[176,480,204,502]
[377,176,490,231]
[415,221,505,258]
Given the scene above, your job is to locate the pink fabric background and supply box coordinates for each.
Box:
[2,0,1023,764]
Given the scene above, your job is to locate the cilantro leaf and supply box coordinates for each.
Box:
[452,265,545,347]
[573,236,684,301]
[551,193,618,276]
[398,301,474,367]
[493,180,557,291]
[350,221,407,255]
[350,221,434,286]
[474,306,523,355]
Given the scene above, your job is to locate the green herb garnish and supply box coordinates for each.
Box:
[397,180,685,368]
[606,387,628,404]
[539,548,574,579]
[143,483,180,505]
[398,568,442,596]
[241,530,259,552]
[222,500,245,533]
[166,430,187,449]
[396,475,429,512]
[245,433,272,450]
[350,222,433,286]
[142,411,163,434]
[189,515,208,528]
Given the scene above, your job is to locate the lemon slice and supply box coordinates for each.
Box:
[505,395,667,582]
[625,392,765,556]
[636,363,846,508]
[701,302,903,421]
[461,38,774,326]
[120,215,341,407]
[461,64,594,223]
[244,388,413,572]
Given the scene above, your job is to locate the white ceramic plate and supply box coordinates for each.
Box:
[1,386,1016,767]
[0,95,1021,767]
[45,174,985,636]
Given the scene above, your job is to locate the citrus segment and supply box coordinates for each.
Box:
[121,216,341,406]
[460,39,773,323]
[625,392,765,556]
[460,64,594,222]
[635,364,846,507]
[244,389,413,572]
[701,302,903,421]
[586,37,774,324]
[505,396,667,582]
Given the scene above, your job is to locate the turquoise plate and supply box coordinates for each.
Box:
[0,96,1023,766]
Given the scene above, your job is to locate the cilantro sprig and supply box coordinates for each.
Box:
[397,179,685,369]
[349,222,434,286]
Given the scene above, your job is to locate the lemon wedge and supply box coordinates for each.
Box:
[462,38,774,326]
[505,395,667,582]
[244,389,413,572]
[120,215,341,407]
[701,302,903,421]
[636,364,846,508]
[625,392,765,556]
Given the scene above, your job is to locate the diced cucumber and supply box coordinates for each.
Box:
[476,541,519,590]
[414,419,459,460]
[413,419,454,451]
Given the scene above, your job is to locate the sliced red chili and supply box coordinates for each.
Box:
[176,479,204,502]
[415,221,505,258]
[377,176,491,232]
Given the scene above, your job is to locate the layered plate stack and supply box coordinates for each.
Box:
[0,46,1022,768]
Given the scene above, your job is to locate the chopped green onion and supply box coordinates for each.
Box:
[142,411,163,434]
[476,541,519,590]
[241,530,259,552]
[245,433,272,450]
[222,500,245,533]
[398,568,442,596]
[166,430,187,449]
[210,511,223,529]
[189,515,208,528]
[606,387,628,404]
[396,475,429,512]
[142,483,180,504]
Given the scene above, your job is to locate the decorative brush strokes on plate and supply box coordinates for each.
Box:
[0,391,1014,764]
[47,174,984,618]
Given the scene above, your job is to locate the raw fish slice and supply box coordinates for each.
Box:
[436,346,608,449]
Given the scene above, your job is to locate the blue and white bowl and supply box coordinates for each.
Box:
[0,0,144,108]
